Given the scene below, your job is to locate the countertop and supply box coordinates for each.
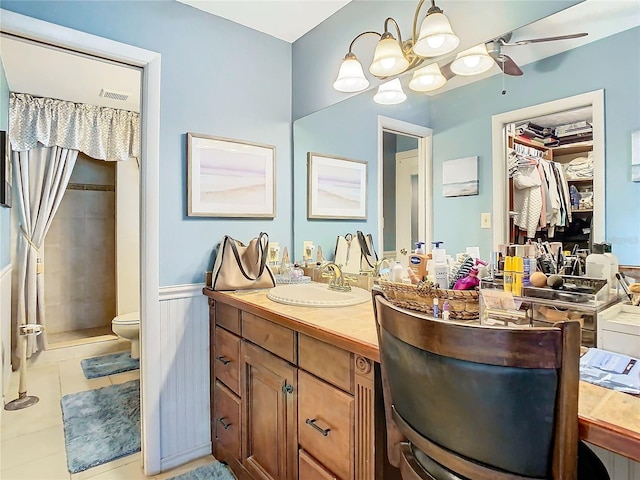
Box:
[204,286,640,462]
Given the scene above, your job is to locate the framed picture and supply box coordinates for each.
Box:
[187,133,276,217]
[442,156,479,197]
[307,152,367,219]
[0,130,11,208]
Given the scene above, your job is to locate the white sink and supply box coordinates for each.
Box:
[267,282,370,308]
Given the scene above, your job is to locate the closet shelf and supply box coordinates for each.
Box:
[572,209,593,213]
[567,178,593,183]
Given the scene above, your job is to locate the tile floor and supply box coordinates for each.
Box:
[1,352,217,480]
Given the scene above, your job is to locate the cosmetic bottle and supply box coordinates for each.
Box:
[391,261,404,283]
[503,254,513,293]
[442,301,450,321]
[512,256,524,296]
[432,298,439,318]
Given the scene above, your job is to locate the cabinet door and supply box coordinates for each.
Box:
[213,380,241,464]
[299,449,338,480]
[242,340,297,480]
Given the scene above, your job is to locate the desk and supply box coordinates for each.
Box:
[204,287,640,463]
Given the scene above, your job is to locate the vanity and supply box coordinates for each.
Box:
[204,285,640,479]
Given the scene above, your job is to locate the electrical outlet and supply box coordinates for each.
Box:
[481,213,491,229]
[303,241,315,260]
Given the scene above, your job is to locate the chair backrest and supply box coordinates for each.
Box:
[372,289,581,480]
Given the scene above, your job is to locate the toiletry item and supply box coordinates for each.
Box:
[523,244,536,286]
[391,261,404,283]
[407,268,421,285]
[415,242,426,254]
[409,246,430,280]
[503,255,513,293]
[569,185,580,209]
[585,243,612,288]
[602,242,619,288]
[442,301,450,321]
[292,263,304,280]
[431,241,449,288]
[432,298,439,318]
[512,256,524,296]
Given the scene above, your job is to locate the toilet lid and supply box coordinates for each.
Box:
[113,312,140,325]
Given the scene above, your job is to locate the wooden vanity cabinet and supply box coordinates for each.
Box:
[209,297,385,480]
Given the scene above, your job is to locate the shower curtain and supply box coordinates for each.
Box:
[9,93,140,358]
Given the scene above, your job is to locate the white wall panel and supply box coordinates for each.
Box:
[588,443,640,480]
[158,283,210,470]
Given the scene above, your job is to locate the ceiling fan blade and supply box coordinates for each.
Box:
[508,33,588,46]
[496,55,523,76]
[440,62,456,81]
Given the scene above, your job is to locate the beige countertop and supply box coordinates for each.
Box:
[204,286,640,462]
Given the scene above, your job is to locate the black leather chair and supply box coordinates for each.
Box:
[372,289,609,480]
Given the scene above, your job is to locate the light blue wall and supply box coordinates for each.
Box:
[292,0,581,119]
[430,26,640,264]
[0,60,9,269]
[293,89,430,261]
[1,1,293,286]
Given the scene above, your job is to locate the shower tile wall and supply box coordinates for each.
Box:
[44,154,116,334]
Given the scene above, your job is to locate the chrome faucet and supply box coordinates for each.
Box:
[320,263,352,292]
[373,258,393,278]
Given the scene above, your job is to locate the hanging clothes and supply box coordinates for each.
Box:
[511,163,543,239]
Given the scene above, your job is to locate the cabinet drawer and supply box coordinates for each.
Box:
[299,334,352,393]
[213,381,241,463]
[299,371,354,480]
[299,449,338,480]
[243,312,296,363]
[215,327,241,395]
[216,302,241,336]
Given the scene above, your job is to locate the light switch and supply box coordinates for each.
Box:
[481,213,491,229]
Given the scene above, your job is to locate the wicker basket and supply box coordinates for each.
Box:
[377,280,479,321]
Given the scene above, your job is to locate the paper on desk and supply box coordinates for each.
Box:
[580,347,640,394]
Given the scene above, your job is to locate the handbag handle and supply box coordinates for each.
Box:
[226,232,269,281]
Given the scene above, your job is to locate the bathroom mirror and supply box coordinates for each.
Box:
[293,1,640,266]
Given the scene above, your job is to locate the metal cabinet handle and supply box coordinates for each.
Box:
[217,417,231,430]
[305,418,330,437]
[215,355,231,365]
[282,382,294,395]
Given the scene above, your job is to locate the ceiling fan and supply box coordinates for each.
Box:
[485,31,588,76]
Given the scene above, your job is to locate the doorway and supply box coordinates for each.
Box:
[377,116,433,266]
[1,9,162,474]
[491,90,605,250]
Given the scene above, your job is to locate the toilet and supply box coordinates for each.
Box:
[112,312,140,359]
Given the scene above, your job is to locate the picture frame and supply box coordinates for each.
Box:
[187,133,276,217]
[442,156,479,197]
[307,152,367,220]
[0,130,11,208]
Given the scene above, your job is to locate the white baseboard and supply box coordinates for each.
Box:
[158,283,206,301]
[160,443,212,472]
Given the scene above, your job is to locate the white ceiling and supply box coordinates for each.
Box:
[175,0,352,43]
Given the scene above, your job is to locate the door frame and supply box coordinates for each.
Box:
[377,116,433,260]
[491,89,605,249]
[394,149,419,260]
[0,10,163,474]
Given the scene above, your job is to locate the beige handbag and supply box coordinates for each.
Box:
[211,232,276,291]
[334,231,378,274]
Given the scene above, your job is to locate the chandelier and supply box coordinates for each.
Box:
[333,0,494,104]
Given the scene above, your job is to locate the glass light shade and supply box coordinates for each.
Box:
[408,63,446,92]
[373,78,407,105]
[333,54,369,92]
[413,12,460,57]
[450,44,494,76]
[369,36,410,77]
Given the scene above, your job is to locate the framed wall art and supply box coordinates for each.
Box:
[0,130,11,208]
[442,156,479,197]
[187,133,276,217]
[307,152,367,220]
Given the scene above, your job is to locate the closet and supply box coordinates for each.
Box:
[507,108,594,250]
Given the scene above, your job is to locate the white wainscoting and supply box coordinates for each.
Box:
[158,283,211,471]
[588,443,640,480]
[1,264,11,408]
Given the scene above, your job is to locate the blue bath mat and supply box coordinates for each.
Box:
[168,461,236,480]
[81,351,139,379]
[61,380,140,473]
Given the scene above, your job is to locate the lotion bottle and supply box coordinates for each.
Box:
[391,261,404,283]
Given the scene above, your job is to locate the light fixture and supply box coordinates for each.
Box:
[413,2,460,57]
[333,53,370,92]
[408,62,446,92]
[333,0,458,94]
[374,78,407,105]
[450,43,494,76]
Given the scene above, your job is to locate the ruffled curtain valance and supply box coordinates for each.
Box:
[9,92,140,161]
